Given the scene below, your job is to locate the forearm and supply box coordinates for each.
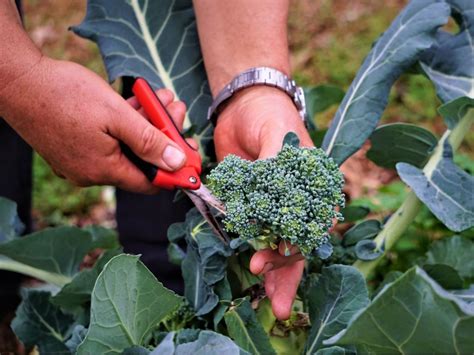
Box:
[0,0,43,114]
[193,0,291,96]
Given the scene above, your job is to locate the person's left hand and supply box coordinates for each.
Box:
[214,85,313,320]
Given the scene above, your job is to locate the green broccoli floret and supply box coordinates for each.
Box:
[207,143,345,256]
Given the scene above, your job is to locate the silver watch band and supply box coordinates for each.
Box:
[207,67,307,124]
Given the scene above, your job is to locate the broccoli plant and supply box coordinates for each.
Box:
[0,0,473,354]
[207,139,345,256]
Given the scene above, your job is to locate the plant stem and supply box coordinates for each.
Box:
[354,108,474,278]
[0,257,71,287]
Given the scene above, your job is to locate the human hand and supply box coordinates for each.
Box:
[0,57,187,194]
[214,86,313,320]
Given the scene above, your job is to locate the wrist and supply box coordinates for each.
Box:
[216,85,298,127]
[0,51,44,114]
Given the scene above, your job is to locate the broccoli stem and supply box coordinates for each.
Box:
[354,108,474,278]
[0,257,72,286]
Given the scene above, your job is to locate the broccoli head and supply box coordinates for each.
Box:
[207,143,345,256]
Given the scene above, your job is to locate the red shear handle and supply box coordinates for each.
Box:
[132,78,202,190]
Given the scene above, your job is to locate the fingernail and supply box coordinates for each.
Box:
[260,263,274,275]
[163,145,185,170]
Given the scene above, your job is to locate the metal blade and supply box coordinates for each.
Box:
[183,188,229,244]
[188,185,226,215]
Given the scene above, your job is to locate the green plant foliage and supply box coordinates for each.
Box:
[77,255,182,354]
[423,235,474,280]
[340,206,370,223]
[11,290,74,354]
[322,0,450,165]
[304,85,345,129]
[366,123,438,169]
[305,265,369,354]
[51,249,122,313]
[419,0,474,103]
[179,209,233,316]
[397,142,474,232]
[224,299,275,355]
[438,97,474,129]
[325,267,474,354]
[207,143,345,256]
[342,220,382,247]
[0,222,119,286]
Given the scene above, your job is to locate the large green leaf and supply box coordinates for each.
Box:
[176,331,249,355]
[0,225,118,285]
[305,265,369,354]
[397,142,474,232]
[224,299,275,355]
[322,0,449,165]
[325,267,474,353]
[366,123,438,169]
[77,254,182,354]
[342,220,381,247]
[419,0,474,103]
[51,249,122,313]
[304,85,345,129]
[181,209,232,316]
[438,97,474,129]
[0,197,24,241]
[11,289,74,354]
[72,0,212,138]
[424,235,474,279]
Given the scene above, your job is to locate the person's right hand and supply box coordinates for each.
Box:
[0,57,187,194]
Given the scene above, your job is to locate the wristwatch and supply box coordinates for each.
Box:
[207,67,307,125]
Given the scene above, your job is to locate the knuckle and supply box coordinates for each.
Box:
[140,126,162,156]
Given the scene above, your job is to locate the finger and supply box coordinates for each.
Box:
[127,89,174,109]
[110,106,187,171]
[264,270,276,298]
[166,101,187,131]
[250,249,276,275]
[268,260,305,320]
[250,248,304,275]
[107,153,161,194]
[186,138,199,150]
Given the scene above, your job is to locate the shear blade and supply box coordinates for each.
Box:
[184,188,228,244]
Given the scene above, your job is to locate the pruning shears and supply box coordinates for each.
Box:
[127,78,227,241]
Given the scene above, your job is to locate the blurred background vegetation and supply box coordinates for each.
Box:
[22,0,472,267]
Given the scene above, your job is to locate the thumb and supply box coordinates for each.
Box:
[111,107,187,171]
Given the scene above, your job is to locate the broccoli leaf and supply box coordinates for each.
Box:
[0,225,119,285]
[342,220,382,247]
[397,142,474,232]
[423,235,474,280]
[366,123,438,169]
[325,267,474,354]
[77,254,182,354]
[11,290,74,354]
[419,0,474,103]
[181,209,233,316]
[322,0,450,165]
[51,249,122,313]
[438,97,474,129]
[304,85,345,129]
[305,265,369,354]
[224,299,276,355]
